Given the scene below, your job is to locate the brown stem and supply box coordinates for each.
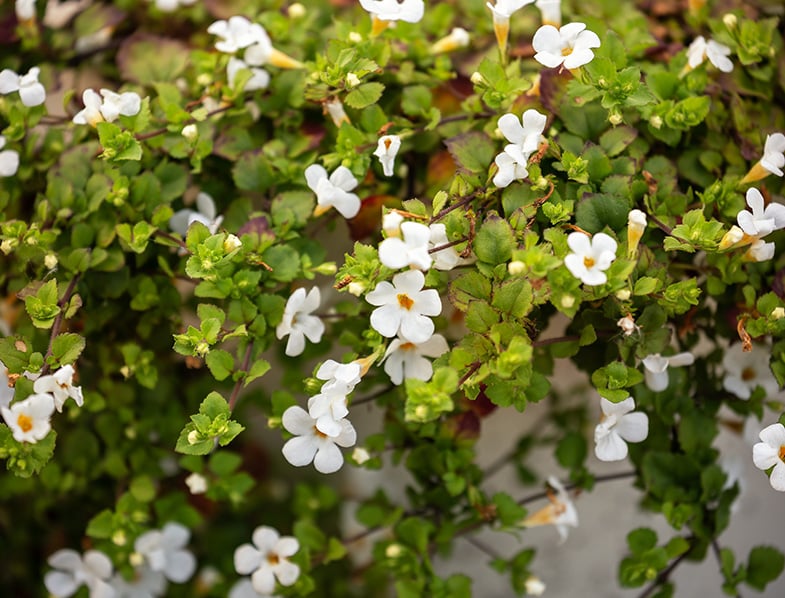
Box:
[428,237,468,254]
[228,342,254,412]
[351,384,395,407]
[430,191,483,223]
[41,275,81,375]
[135,104,233,142]
[637,549,691,598]
[457,361,481,387]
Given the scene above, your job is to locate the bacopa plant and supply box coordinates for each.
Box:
[2,0,785,596]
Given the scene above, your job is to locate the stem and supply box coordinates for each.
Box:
[228,342,254,412]
[430,191,483,223]
[517,471,636,506]
[428,237,469,254]
[41,275,81,375]
[153,229,189,252]
[351,384,395,407]
[636,550,690,598]
[134,104,232,141]
[457,361,481,387]
[463,534,503,560]
[711,539,744,598]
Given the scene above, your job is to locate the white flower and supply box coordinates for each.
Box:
[134,522,197,583]
[563,232,617,286]
[744,238,775,262]
[307,389,349,437]
[185,472,208,495]
[525,575,547,596]
[275,287,324,357]
[43,0,92,29]
[33,364,84,412]
[752,423,785,492]
[324,97,350,127]
[536,0,561,26]
[316,359,362,395]
[0,361,15,410]
[382,210,405,236]
[641,352,694,392]
[737,187,785,237]
[359,0,424,23]
[0,66,46,106]
[16,0,36,20]
[486,0,533,20]
[281,405,357,473]
[760,133,785,177]
[430,27,470,54]
[378,221,432,271]
[110,565,167,598]
[382,334,449,385]
[0,135,20,177]
[594,397,649,461]
[73,89,142,126]
[44,549,115,598]
[1,393,55,443]
[428,223,462,271]
[373,134,401,177]
[521,476,578,542]
[533,22,601,69]
[493,146,530,188]
[627,209,647,257]
[617,314,639,336]
[153,0,197,12]
[234,526,300,595]
[686,36,733,73]
[305,164,361,219]
[229,578,275,598]
[498,109,548,157]
[722,342,779,400]
[227,57,270,91]
[366,270,442,343]
[207,16,268,54]
[169,192,224,236]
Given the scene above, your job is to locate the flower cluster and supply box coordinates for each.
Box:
[720,187,785,261]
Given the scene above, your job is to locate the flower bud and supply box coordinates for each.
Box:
[44,254,58,269]
[771,307,785,320]
[649,115,663,129]
[347,281,366,296]
[430,27,470,54]
[508,260,526,275]
[185,472,208,494]
[129,552,144,567]
[525,576,546,596]
[346,72,361,88]
[627,209,647,258]
[718,225,747,250]
[609,111,623,126]
[348,31,363,43]
[182,124,198,141]
[312,261,337,275]
[470,71,485,86]
[722,13,737,30]
[617,314,639,336]
[112,530,127,546]
[288,3,306,18]
[223,234,242,253]
[187,430,200,444]
[615,289,631,301]
[352,447,371,464]
[561,295,575,308]
[196,73,212,86]
[385,543,402,558]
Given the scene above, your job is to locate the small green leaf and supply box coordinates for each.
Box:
[345,82,385,109]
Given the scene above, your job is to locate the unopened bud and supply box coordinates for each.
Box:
[346,72,361,88]
[288,3,306,18]
[508,260,525,275]
[44,254,58,269]
[627,209,647,257]
[112,530,127,546]
[187,430,200,444]
[182,124,198,141]
[352,447,371,464]
[129,552,144,567]
[385,543,402,558]
[722,13,737,30]
[313,261,337,275]
[348,31,362,43]
[561,295,575,309]
[649,115,663,129]
[609,111,623,126]
[470,71,485,86]
[616,289,631,301]
[223,234,242,253]
[196,73,212,87]
[771,307,785,320]
[347,281,366,296]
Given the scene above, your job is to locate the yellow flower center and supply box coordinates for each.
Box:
[383,138,392,150]
[397,293,414,310]
[779,445,785,462]
[400,342,416,351]
[583,256,595,269]
[313,425,327,439]
[741,367,756,381]
[268,554,280,565]
[17,413,33,433]
[562,46,574,57]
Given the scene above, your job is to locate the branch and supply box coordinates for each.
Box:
[636,550,690,598]
[228,342,254,412]
[40,275,82,375]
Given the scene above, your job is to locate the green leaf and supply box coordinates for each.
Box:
[205,350,234,381]
[627,528,658,554]
[345,82,385,109]
[575,194,629,233]
[245,359,271,386]
[445,131,495,175]
[492,492,526,527]
[118,34,189,85]
[50,333,86,366]
[24,280,61,329]
[746,546,785,591]
[474,214,514,265]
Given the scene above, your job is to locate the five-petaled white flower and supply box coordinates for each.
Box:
[227,57,270,92]
[207,16,268,54]
[493,145,530,188]
[234,526,300,595]
[563,232,617,286]
[752,423,785,492]
[153,0,197,12]
[0,135,20,178]
[275,287,324,357]
[373,134,401,177]
[686,36,733,73]
[110,565,167,598]
[520,476,578,542]
[33,364,84,412]
[760,133,785,177]
[359,0,424,23]
[307,388,349,437]
[44,548,115,598]
[169,192,224,236]
[533,22,601,69]
[382,334,449,385]
[536,0,561,26]
[737,187,785,237]
[378,221,432,271]
[641,352,694,392]
[73,88,142,126]
[428,223,463,271]
[1,393,55,443]
[594,397,649,461]
[305,164,361,219]
[135,522,196,584]
[722,342,779,400]
[281,405,357,473]
[498,109,548,157]
[0,66,46,106]
[316,359,362,395]
[185,472,208,495]
[366,270,442,343]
